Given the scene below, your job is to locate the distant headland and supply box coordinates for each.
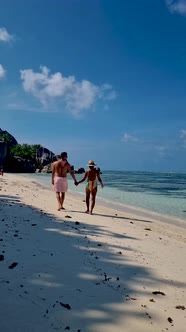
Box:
[0,128,86,174]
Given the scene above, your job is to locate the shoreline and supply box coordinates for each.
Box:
[0,173,186,332]
[21,172,186,229]
[72,190,186,229]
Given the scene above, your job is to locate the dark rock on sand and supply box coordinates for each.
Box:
[8,262,18,269]
[152,291,165,296]
[60,302,71,310]
[175,305,185,310]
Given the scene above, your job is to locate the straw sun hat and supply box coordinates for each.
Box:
[87,160,97,166]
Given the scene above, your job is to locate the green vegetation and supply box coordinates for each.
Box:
[0,133,13,148]
[10,144,41,160]
[1,133,41,160]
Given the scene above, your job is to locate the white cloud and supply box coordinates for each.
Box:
[154,145,172,158]
[0,64,6,79]
[98,84,117,100]
[121,133,139,143]
[180,129,186,138]
[0,27,14,42]
[65,80,98,112]
[180,129,186,147]
[155,145,167,153]
[20,66,116,115]
[165,0,186,15]
[6,102,41,113]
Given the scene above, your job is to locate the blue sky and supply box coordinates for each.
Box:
[1,0,186,172]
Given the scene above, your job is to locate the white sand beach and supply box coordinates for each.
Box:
[0,173,186,332]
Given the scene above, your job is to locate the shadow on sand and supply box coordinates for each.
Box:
[0,194,184,332]
[69,209,154,223]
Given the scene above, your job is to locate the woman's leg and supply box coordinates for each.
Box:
[90,187,97,215]
[85,187,90,213]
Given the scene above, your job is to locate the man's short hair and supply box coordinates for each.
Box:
[60,152,67,159]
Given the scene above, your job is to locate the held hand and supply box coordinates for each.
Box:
[52,179,54,185]
[74,180,78,186]
[101,184,104,189]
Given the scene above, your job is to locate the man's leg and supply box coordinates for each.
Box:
[56,192,61,211]
[60,192,65,209]
[90,188,97,215]
[85,187,90,213]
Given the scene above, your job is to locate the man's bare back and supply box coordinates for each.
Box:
[52,160,71,178]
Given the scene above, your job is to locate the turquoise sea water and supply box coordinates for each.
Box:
[21,171,186,224]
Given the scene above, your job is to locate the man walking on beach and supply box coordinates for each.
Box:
[52,152,77,210]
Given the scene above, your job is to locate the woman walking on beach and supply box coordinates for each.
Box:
[77,160,104,215]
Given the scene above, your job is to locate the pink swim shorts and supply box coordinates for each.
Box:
[53,176,68,192]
